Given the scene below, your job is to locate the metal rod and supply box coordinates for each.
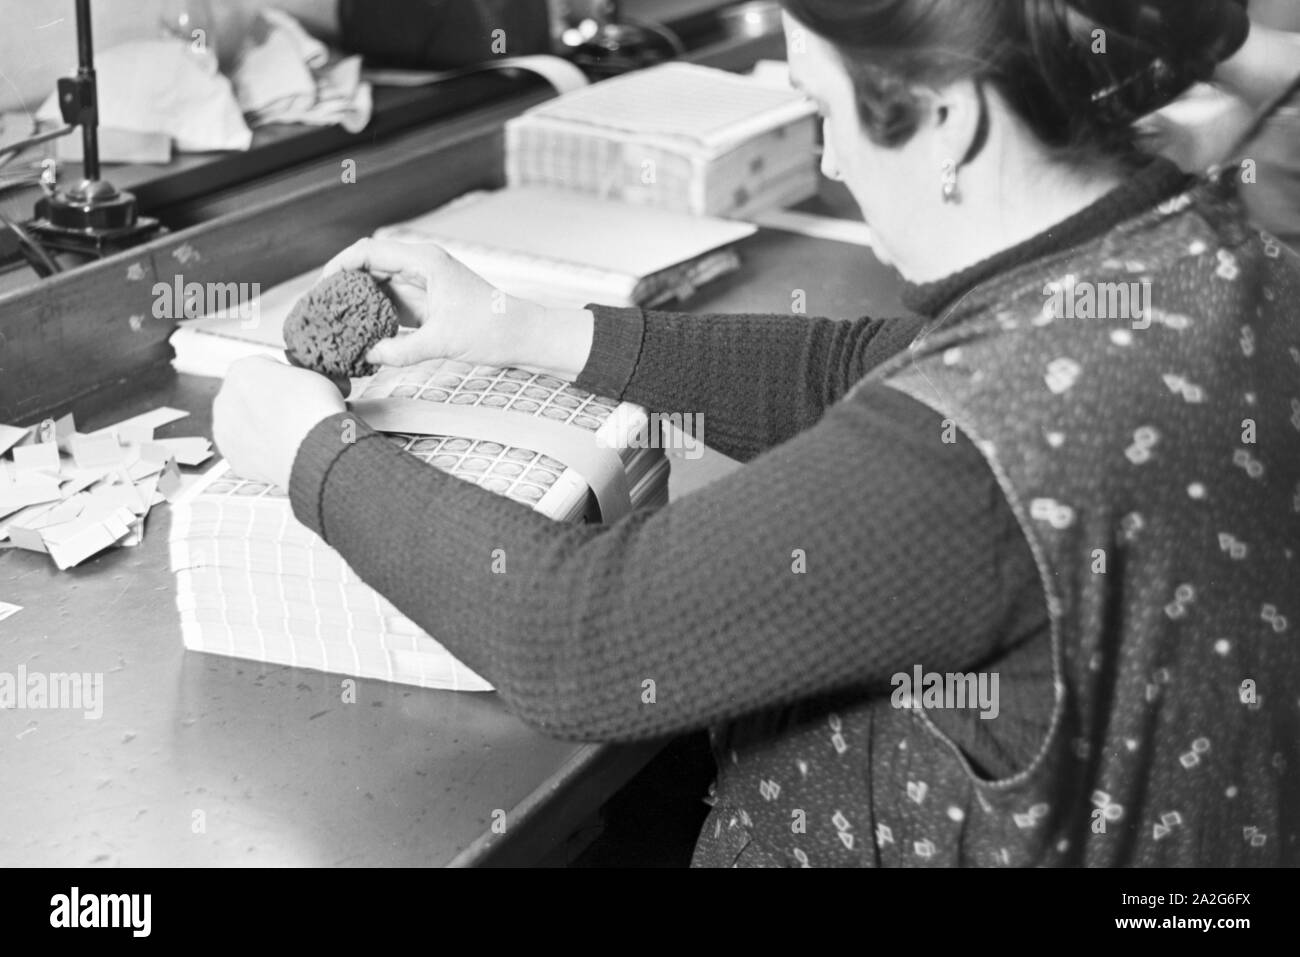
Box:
[75,0,99,182]
[0,124,76,166]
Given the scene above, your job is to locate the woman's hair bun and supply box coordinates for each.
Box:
[1060,0,1251,122]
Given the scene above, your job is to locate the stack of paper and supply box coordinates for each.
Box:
[169,357,669,690]
[505,62,820,218]
[0,408,210,569]
[374,186,756,309]
[171,185,756,377]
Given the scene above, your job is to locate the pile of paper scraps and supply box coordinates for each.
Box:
[0,408,212,570]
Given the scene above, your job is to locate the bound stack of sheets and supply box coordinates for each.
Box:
[505,62,819,218]
[371,186,756,309]
[169,359,669,691]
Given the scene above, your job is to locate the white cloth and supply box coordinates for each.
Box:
[37,39,252,152]
[232,9,372,134]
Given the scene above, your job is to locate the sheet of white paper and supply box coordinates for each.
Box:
[70,433,127,470]
[376,187,755,289]
[12,442,60,477]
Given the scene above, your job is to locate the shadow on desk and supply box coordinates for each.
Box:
[166,652,523,866]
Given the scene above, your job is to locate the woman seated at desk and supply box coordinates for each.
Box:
[215,0,1300,867]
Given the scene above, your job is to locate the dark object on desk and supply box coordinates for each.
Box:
[283,269,399,379]
[567,22,677,78]
[337,0,553,70]
[0,209,61,278]
[17,0,163,263]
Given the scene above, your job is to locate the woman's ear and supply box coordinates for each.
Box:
[927,79,986,168]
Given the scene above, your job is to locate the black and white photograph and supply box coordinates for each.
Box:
[0,0,1297,927]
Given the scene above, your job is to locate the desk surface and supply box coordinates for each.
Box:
[0,374,643,867]
[0,181,901,868]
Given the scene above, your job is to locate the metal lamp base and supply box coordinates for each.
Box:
[29,180,164,257]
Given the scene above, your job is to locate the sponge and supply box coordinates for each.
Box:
[283,270,399,378]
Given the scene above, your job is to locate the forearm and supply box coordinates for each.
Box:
[572,305,926,462]
[289,388,1028,743]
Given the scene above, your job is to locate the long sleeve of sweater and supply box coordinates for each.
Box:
[290,377,1045,744]
[573,305,930,462]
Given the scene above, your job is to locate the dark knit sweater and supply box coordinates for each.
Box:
[289,264,1059,760]
[289,313,1049,754]
[289,158,1299,866]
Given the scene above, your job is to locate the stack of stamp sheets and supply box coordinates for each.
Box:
[169,358,669,691]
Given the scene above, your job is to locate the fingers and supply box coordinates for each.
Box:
[320,238,447,283]
[366,329,428,368]
[225,354,283,378]
[320,238,379,279]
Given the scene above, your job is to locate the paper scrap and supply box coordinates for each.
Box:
[4,494,84,553]
[86,482,150,517]
[134,473,161,510]
[94,407,189,441]
[0,500,64,540]
[42,505,136,570]
[0,602,22,622]
[60,469,108,498]
[0,425,29,457]
[118,422,155,445]
[0,475,62,517]
[6,524,48,553]
[18,493,89,530]
[121,514,146,547]
[53,413,77,453]
[140,441,171,462]
[157,459,184,502]
[70,432,127,470]
[154,437,213,467]
[13,441,60,477]
[3,400,207,570]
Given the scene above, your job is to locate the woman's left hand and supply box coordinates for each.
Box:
[213,356,347,491]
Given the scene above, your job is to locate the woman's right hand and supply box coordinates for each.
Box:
[320,238,541,370]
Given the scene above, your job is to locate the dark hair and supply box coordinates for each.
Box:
[780,0,1250,164]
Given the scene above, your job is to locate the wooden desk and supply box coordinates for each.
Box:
[0,215,901,867]
[0,16,906,866]
[0,372,648,866]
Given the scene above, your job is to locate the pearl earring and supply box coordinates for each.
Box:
[941,161,960,203]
